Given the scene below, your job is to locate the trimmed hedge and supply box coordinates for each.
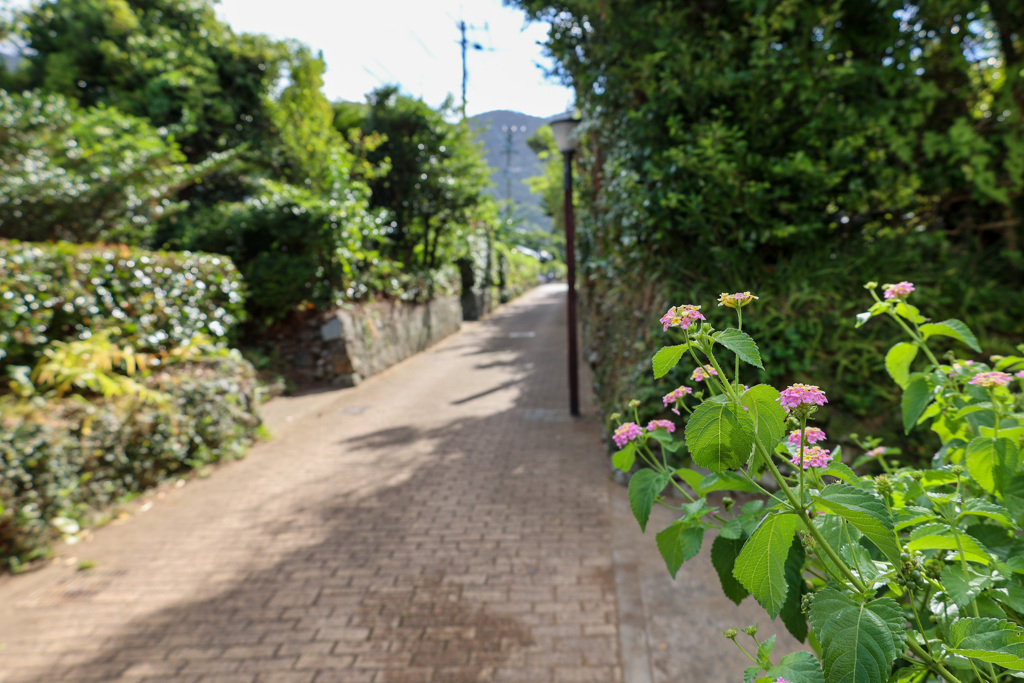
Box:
[0,354,261,570]
[0,240,246,369]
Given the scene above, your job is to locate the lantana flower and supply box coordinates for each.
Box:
[646,419,676,433]
[691,365,718,382]
[883,281,915,300]
[776,679,793,683]
[777,383,828,414]
[969,371,1013,388]
[718,291,759,309]
[790,446,833,470]
[660,304,705,332]
[663,386,693,415]
[1016,370,1024,379]
[787,427,826,447]
[613,422,643,449]
[865,446,886,458]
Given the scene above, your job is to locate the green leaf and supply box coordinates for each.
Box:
[902,376,936,434]
[809,587,906,683]
[960,499,1018,529]
[653,344,689,379]
[744,666,761,683]
[656,522,704,579]
[765,651,825,683]
[820,462,864,487]
[733,513,801,618]
[685,399,755,473]
[697,470,761,495]
[884,342,918,389]
[612,441,636,472]
[812,484,902,565]
[949,618,1024,670]
[712,328,764,369]
[907,524,992,565]
[757,634,777,668]
[741,384,787,459]
[780,536,809,642]
[895,302,926,324]
[965,437,1021,496]
[942,564,994,608]
[674,467,705,492]
[711,534,750,605]
[920,319,982,353]
[628,469,671,533]
[989,587,1024,614]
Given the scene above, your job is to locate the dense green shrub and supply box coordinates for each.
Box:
[0,240,245,370]
[0,353,260,570]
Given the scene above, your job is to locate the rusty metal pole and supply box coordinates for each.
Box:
[563,150,579,417]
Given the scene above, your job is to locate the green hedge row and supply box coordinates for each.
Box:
[0,240,246,370]
[0,354,261,570]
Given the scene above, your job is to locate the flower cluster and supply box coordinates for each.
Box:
[787,427,826,447]
[883,281,915,300]
[691,365,718,382]
[969,371,1013,388]
[865,446,886,458]
[1017,370,1024,379]
[717,291,758,309]
[660,304,705,332]
[663,385,692,415]
[613,422,643,449]
[646,419,676,433]
[789,446,833,470]
[777,383,828,413]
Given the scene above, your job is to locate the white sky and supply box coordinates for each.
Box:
[215,0,573,118]
[1,0,575,118]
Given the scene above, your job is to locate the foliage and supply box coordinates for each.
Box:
[612,284,1024,683]
[3,0,289,161]
[0,240,245,371]
[0,89,228,243]
[345,86,497,270]
[525,125,567,259]
[0,347,260,570]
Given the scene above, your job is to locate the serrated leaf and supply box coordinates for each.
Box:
[949,617,1024,670]
[907,524,992,565]
[628,469,671,533]
[713,328,764,369]
[685,399,755,473]
[612,442,636,472]
[966,437,1021,496]
[960,499,1018,529]
[942,564,994,608]
[885,342,918,389]
[989,587,1024,614]
[674,467,704,493]
[780,535,809,642]
[697,470,761,495]
[656,521,704,579]
[809,587,906,683]
[711,534,750,605]
[920,319,982,353]
[757,634,777,668]
[652,344,689,379]
[820,462,864,487]
[744,665,761,683]
[734,513,801,618]
[895,301,926,324]
[765,651,825,683]
[813,484,902,565]
[741,384,787,459]
[902,376,935,434]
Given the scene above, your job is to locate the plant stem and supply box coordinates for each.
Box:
[905,639,963,683]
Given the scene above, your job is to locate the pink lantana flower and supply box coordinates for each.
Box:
[718,291,759,309]
[660,304,705,332]
[1016,370,1024,379]
[663,386,693,415]
[787,427,827,447]
[613,422,643,449]
[883,281,915,300]
[969,371,1013,388]
[691,365,718,382]
[776,679,793,683]
[790,446,833,470]
[646,419,676,433]
[865,447,886,458]
[777,383,828,414]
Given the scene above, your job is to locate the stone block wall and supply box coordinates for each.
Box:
[275,295,463,387]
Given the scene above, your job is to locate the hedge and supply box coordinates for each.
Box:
[0,353,261,570]
[0,240,246,370]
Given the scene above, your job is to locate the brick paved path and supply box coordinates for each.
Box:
[0,284,621,683]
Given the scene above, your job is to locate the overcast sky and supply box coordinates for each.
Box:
[2,0,574,117]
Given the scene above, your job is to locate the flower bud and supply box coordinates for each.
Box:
[608,412,621,422]
[742,625,758,637]
[722,496,734,512]
[951,465,965,476]
[628,399,641,408]
[723,628,738,640]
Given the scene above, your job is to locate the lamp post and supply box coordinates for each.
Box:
[549,115,581,416]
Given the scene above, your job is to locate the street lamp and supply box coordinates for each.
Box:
[549,115,581,416]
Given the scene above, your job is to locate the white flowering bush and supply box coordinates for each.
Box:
[612,283,1024,683]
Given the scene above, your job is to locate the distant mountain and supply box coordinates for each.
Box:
[468,110,550,234]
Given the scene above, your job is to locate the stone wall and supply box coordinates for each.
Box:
[275,295,463,387]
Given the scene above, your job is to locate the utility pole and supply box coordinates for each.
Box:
[457,20,486,119]
[501,125,525,230]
